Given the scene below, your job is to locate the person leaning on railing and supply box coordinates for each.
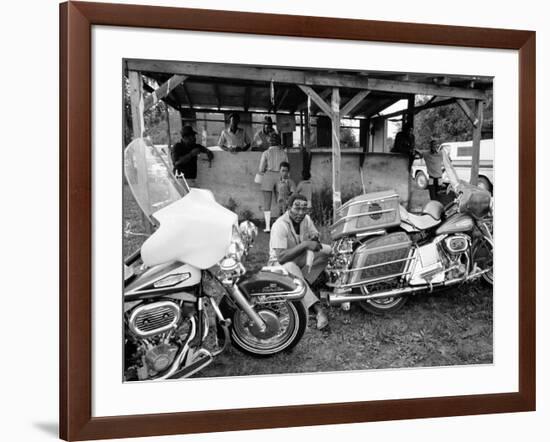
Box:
[217,112,251,153]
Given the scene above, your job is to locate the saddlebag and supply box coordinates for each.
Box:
[331,190,401,240]
[347,232,412,286]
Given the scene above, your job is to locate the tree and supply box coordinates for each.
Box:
[413,95,493,150]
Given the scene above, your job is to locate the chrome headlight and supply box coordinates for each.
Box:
[227,224,245,260]
[239,220,258,252]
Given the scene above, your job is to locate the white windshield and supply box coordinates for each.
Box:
[124,138,188,219]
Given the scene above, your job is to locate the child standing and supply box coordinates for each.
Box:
[276,161,296,215]
[296,170,313,210]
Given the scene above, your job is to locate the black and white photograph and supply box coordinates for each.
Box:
[122,59,494,382]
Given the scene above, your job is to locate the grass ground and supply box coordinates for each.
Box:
[124,185,493,378]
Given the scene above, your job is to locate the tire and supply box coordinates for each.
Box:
[473,233,493,287]
[220,298,307,357]
[358,285,408,315]
[477,176,493,194]
[359,296,408,315]
[415,171,428,189]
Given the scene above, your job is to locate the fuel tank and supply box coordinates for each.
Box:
[125,261,201,301]
[435,213,474,235]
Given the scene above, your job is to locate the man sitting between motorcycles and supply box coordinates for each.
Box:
[268,193,330,330]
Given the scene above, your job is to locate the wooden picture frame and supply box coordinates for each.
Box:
[59,1,536,440]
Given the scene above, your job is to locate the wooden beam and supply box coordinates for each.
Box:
[295,88,331,112]
[331,87,342,214]
[298,85,333,118]
[142,80,179,110]
[127,60,486,100]
[341,90,371,117]
[470,100,483,186]
[143,74,187,112]
[456,99,479,127]
[381,98,456,119]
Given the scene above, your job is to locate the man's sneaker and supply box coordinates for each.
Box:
[316,310,329,330]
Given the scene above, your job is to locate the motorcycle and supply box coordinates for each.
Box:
[326,148,493,314]
[123,138,307,381]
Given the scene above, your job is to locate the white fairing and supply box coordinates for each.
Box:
[141,188,238,269]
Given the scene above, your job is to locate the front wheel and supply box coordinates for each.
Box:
[221,299,307,357]
[415,171,428,189]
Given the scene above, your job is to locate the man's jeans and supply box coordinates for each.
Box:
[281,247,330,310]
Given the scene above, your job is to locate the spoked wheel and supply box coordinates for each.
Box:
[358,284,408,315]
[415,171,428,189]
[221,299,307,357]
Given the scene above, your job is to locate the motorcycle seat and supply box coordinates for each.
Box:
[399,205,441,231]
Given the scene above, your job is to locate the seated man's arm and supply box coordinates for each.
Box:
[270,221,320,265]
[218,131,233,152]
[197,144,214,161]
[174,147,201,168]
[275,242,320,265]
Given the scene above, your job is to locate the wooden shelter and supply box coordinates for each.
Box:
[126,59,492,214]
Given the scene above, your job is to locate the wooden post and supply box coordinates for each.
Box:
[331,87,341,215]
[359,118,370,166]
[470,100,484,186]
[128,71,151,233]
[299,111,304,148]
[165,105,172,149]
[128,71,144,139]
[407,94,415,128]
[305,96,312,152]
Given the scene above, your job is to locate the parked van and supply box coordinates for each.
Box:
[412,139,494,193]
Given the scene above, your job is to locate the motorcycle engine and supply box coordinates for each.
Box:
[409,234,470,285]
[138,343,179,379]
[125,298,194,381]
[409,242,446,285]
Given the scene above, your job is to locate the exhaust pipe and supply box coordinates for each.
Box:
[328,269,490,304]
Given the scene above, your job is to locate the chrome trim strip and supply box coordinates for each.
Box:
[339,256,414,273]
[327,271,413,289]
[248,278,306,301]
[331,209,396,228]
[356,230,386,238]
[335,194,399,214]
[328,268,491,303]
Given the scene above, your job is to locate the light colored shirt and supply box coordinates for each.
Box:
[217,127,251,149]
[269,212,318,262]
[276,178,296,203]
[259,145,288,173]
[252,128,275,151]
[423,151,443,178]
